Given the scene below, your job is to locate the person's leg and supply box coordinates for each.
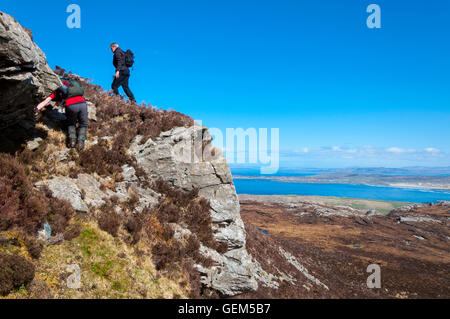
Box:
[111,77,121,96]
[76,102,88,151]
[65,105,78,148]
[121,72,136,102]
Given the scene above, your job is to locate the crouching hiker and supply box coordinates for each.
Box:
[35,77,88,150]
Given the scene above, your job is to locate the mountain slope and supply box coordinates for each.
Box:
[0,11,256,299]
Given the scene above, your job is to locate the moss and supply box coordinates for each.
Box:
[77,227,98,257]
[91,260,114,278]
[25,220,188,298]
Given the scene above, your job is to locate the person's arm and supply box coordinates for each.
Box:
[115,50,125,78]
[34,95,54,113]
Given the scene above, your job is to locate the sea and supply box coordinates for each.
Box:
[230,167,450,203]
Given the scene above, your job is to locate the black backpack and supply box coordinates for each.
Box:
[125,49,134,68]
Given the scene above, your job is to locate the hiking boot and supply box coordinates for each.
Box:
[76,140,85,151]
[69,139,77,148]
[67,125,77,148]
[68,125,77,141]
[76,127,87,151]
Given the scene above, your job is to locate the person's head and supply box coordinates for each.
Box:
[110,43,119,53]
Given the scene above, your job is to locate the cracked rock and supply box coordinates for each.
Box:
[129,125,258,295]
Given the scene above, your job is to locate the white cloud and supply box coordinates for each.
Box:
[386,147,416,154]
[425,147,441,153]
[281,145,449,167]
[293,147,309,154]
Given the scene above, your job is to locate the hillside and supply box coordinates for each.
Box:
[239,195,450,298]
[1,11,448,300]
[0,11,256,298]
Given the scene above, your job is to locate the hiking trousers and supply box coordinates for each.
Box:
[66,102,88,128]
[66,102,88,141]
[112,69,135,102]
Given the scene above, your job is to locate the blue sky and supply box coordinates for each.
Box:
[1,0,449,168]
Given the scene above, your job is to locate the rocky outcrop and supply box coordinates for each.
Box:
[36,171,160,214]
[388,203,448,224]
[239,194,368,218]
[0,11,61,129]
[35,125,258,296]
[129,125,258,296]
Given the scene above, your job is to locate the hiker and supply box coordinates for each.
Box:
[110,43,136,103]
[34,77,88,150]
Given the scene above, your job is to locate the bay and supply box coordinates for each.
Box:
[233,178,450,203]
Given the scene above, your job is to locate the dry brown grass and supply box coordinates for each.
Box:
[240,198,450,299]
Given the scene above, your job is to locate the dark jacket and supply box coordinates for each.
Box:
[113,47,128,72]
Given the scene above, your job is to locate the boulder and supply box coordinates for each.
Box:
[36,169,160,214]
[86,101,97,121]
[36,177,88,212]
[196,246,258,296]
[0,11,61,129]
[26,136,43,151]
[75,174,107,208]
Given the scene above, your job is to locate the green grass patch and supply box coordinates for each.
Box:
[91,260,114,278]
[350,203,369,210]
[377,209,392,215]
[78,227,99,257]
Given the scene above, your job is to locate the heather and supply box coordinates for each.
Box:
[0,68,219,298]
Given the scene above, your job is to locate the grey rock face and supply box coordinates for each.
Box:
[36,170,160,214]
[36,176,88,212]
[49,150,69,163]
[388,204,425,215]
[172,224,257,295]
[75,174,107,208]
[129,125,258,296]
[0,11,61,129]
[398,216,442,224]
[86,101,97,122]
[26,137,43,151]
[278,247,329,290]
[196,246,258,296]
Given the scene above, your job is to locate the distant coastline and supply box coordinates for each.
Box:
[233,173,450,191]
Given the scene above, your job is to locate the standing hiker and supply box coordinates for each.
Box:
[110,43,136,103]
[35,77,88,150]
